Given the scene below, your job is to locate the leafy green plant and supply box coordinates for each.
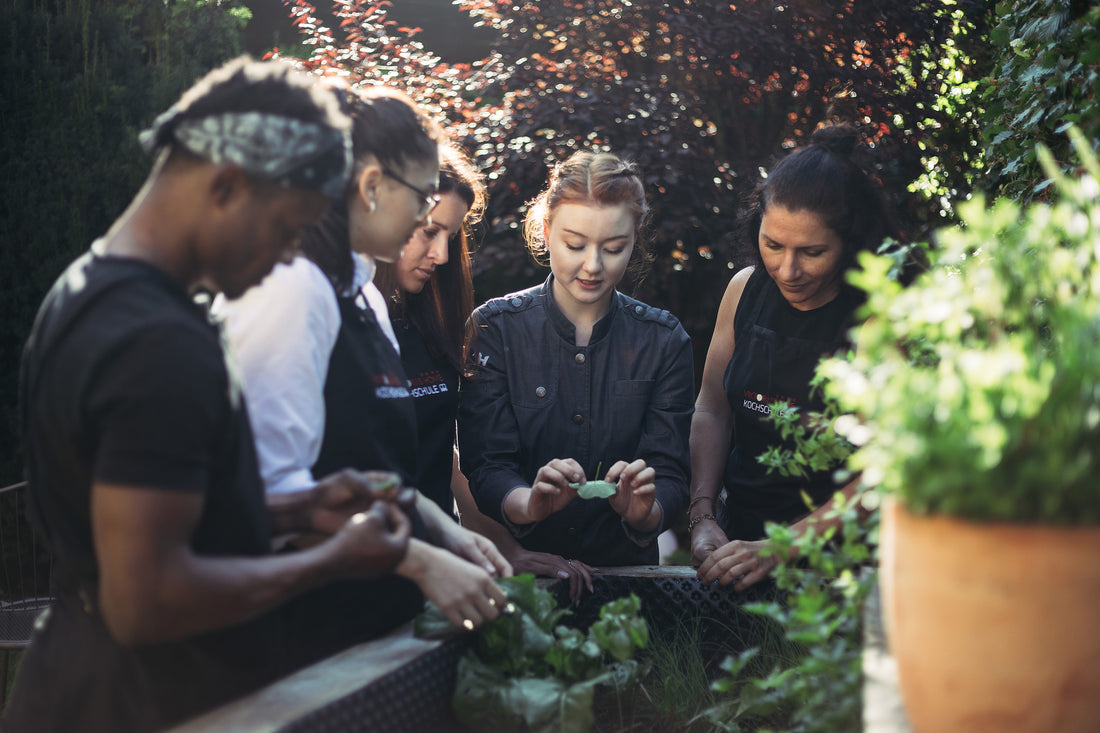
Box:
[821,127,1100,525]
[415,574,649,733]
[703,491,875,733]
[756,393,857,486]
[696,368,877,732]
[981,0,1100,201]
[591,614,792,733]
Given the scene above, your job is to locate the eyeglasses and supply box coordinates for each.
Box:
[383,168,441,220]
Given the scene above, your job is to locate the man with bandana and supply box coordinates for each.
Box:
[5,58,416,733]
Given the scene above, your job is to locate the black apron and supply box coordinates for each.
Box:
[397,318,460,515]
[280,289,426,668]
[314,292,418,483]
[721,268,858,540]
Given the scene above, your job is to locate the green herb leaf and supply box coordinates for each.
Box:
[572,480,617,499]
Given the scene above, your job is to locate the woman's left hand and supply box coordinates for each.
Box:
[506,548,594,605]
[605,459,658,530]
[435,521,514,579]
[696,538,780,591]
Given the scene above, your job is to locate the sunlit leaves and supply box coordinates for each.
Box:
[822,130,1100,524]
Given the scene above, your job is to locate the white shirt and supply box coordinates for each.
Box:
[215,254,399,494]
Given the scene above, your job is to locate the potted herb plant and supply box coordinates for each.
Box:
[818,128,1100,732]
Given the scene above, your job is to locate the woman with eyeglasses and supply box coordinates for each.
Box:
[216,87,509,665]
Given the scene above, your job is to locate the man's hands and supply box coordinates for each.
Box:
[308,470,414,535]
[330,500,412,578]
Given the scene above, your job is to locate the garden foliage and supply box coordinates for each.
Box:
[700,401,873,733]
[0,0,251,485]
[823,127,1100,524]
[275,0,992,374]
[705,493,874,733]
[982,0,1100,201]
[415,574,649,733]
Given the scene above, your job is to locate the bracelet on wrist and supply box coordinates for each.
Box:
[688,495,715,513]
[688,513,717,532]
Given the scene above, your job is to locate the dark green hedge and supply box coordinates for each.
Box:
[0,0,251,485]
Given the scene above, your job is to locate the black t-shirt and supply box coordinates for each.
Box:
[397,318,460,515]
[6,251,287,733]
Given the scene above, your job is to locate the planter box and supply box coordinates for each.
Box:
[167,566,770,733]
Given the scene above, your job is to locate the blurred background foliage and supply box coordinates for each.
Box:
[1,0,251,489]
[2,0,1096,492]
[275,0,993,379]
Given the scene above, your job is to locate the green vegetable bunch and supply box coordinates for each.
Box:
[416,574,649,733]
[820,127,1100,524]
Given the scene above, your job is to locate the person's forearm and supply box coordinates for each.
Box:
[688,408,731,518]
[453,455,530,556]
[266,486,319,535]
[460,505,524,553]
[414,489,457,543]
[502,486,536,525]
[100,539,345,646]
[392,537,441,585]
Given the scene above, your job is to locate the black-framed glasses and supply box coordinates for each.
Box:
[383,168,441,220]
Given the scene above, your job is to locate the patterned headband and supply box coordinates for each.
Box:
[139,108,352,199]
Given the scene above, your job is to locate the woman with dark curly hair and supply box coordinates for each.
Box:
[689,124,899,590]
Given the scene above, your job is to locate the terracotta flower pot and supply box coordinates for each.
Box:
[880,498,1100,733]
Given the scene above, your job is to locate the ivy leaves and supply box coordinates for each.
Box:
[982,1,1100,201]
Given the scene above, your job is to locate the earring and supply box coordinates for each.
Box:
[367,199,377,214]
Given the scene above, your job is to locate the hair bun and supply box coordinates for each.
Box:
[811,124,858,157]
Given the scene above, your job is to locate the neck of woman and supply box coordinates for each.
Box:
[551,280,612,347]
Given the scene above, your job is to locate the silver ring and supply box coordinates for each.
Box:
[462,618,474,631]
[488,597,497,607]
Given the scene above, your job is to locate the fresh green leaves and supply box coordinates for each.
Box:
[706,493,875,733]
[818,128,1100,525]
[982,1,1100,202]
[419,574,649,733]
[573,481,617,499]
[569,461,618,499]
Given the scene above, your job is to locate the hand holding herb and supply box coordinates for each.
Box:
[568,462,616,498]
[503,457,585,524]
[604,459,660,532]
